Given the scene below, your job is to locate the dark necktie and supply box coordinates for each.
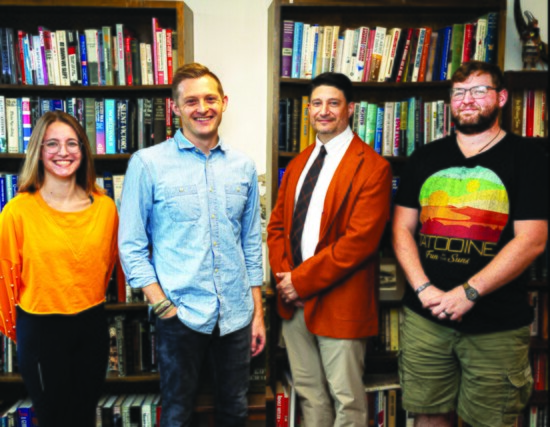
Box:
[291,145,327,267]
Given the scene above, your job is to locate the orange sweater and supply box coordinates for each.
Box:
[0,191,118,341]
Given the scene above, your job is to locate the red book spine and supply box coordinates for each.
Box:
[395,28,414,83]
[17,30,26,84]
[165,28,173,84]
[525,89,535,137]
[124,36,133,86]
[151,17,159,85]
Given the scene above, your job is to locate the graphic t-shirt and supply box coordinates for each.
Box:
[395,133,548,333]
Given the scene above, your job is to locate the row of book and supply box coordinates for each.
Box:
[0,393,162,427]
[279,95,453,157]
[280,13,498,82]
[0,18,177,87]
[510,89,548,138]
[0,95,176,154]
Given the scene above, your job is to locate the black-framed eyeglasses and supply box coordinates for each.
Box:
[42,139,82,154]
[449,85,499,100]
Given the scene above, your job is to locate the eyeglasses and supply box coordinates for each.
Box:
[42,139,82,154]
[450,85,498,100]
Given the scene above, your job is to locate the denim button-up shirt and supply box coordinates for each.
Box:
[118,129,263,336]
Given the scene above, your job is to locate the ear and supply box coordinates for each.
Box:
[172,101,180,116]
[222,95,229,112]
[497,88,508,108]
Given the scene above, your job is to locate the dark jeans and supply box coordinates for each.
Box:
[16,304,109,427]
[156,315,251,427]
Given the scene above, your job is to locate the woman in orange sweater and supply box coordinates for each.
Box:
[0,111,119,427]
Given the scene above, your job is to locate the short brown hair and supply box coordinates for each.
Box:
[18,111,99,194]
[171,62,225,101]
[451,61,504,90]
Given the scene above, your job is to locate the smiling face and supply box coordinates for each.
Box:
[41,121,82,182]
[450,72,507,135]
[172,75,228,147]
[309,84,354,143]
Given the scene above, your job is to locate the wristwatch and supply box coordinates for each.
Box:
[463,282,480,302]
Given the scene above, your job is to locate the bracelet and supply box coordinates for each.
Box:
[150,298,174,317]
[157,303,175,318]
[415,282,432,295]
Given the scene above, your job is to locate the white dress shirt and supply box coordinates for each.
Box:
[294,126,354,262]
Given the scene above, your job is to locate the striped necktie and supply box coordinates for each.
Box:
[290,145,327,267]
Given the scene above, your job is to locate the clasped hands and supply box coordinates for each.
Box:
[275,272,304,307]
[418,284,475,322]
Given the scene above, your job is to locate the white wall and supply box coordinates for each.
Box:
[505,0,548,70]
[182,0,548,172]
[183,0,272,175]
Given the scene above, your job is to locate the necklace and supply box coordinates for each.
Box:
[477,129,501,153]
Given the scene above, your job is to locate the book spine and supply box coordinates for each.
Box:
[417,27,432,82]
[22,33,34,85]
[369,27,386,82]
[102,26,114,86]
[411,28,426,83]
[281,20,294,78]
[21,97,31,153]
[393,101,401,156]
[104,99,116,154]
[290,22,303,79]
[56,30,70,86]
[5,98,19,153]
[151,18,159,84]
[438,26,452,81]
[95,99,106,154]
[0,96,6,153]
[115,24,126,86]
[365,103,377,149]
[165,28,173,84]
[79,33,89,86]
[118,99,129,153]
[374,105,384,154]
[484,12,498,64]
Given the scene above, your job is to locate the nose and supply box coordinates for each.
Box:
[320,102,330,115]
[58,143,69,155]
[197,99,208,113]
[462,89,475,103]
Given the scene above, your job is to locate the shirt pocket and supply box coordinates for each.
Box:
[165,185,201,222]
[225,183,248,221]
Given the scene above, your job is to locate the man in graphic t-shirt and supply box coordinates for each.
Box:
[392,61,548,427]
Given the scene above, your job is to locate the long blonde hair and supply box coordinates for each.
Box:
[18,111,99,194]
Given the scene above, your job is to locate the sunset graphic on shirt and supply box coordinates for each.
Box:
[419,166,509,243]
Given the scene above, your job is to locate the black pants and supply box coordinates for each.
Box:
[16,304,109,427]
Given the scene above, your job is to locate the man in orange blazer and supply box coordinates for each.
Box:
[267,72,392,427]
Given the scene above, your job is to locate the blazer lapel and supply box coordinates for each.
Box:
[319,137,365,239]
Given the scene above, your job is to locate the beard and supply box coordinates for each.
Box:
[451,104,500,135]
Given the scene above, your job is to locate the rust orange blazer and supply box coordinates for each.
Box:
[267,134,392,339]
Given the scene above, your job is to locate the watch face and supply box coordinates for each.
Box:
[466,287,479,301]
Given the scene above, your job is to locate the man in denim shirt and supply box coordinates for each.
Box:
[118,63,265,427]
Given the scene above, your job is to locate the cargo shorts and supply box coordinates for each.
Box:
[398,308,533,427]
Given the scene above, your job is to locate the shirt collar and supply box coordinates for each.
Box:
[174,128,229,153]
[315,126,354,155]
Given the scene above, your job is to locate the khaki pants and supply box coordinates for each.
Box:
[282,309,368,427]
